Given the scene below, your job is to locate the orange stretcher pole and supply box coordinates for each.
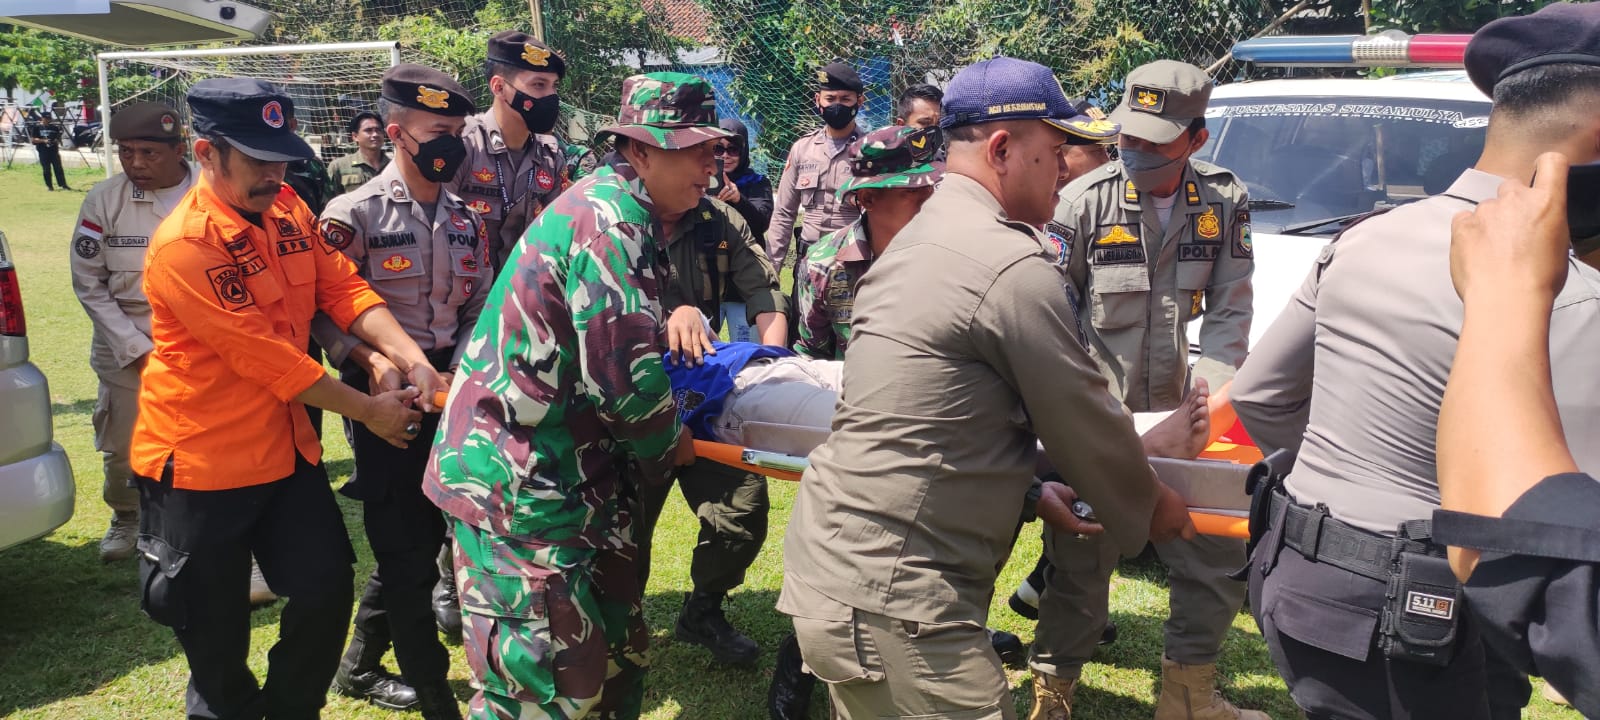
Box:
[690,440,1250,539]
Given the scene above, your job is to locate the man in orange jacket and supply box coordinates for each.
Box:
[131,77,446,720]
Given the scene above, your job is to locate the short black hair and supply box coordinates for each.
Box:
[347,111,380,134]
[1491,63,1600,117]
[1186,116,1206,138]
[485,60,522,83]
[897,84,943,119]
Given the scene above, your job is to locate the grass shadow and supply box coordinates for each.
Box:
[50,398,97,419]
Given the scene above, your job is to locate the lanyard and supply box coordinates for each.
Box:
[492,150,539,215]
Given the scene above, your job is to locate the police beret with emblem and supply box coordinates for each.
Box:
[110,101,183,142]
[1109,60,1212,145]
[187,77,314,162]
[817,61,865,93]
[838,126,945,200]
[1465,3,1600,99]
[381,64,475,118]
[939,57,1114,141]
[487,31,567,79]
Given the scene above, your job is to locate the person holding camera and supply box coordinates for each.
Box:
[1231,6,1600,719]
[31,108,71,191]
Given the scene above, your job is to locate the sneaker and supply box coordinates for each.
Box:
[99,515,138,562]
[249,560,279,607]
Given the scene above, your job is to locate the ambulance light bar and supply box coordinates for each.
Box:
[1232,31,1470,68]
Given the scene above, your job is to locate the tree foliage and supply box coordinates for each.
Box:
[0,24,97,102]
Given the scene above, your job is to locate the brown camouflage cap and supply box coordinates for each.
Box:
[595,72,734,150]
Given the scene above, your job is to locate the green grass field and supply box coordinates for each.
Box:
[0,164,1577,719]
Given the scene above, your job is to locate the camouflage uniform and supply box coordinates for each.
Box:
[326,150,389,197]
[793,126,944,360]
[424,72,731,720]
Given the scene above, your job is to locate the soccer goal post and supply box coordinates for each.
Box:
[96,41,403,177]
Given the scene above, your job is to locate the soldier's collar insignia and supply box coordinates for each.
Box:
[390,180,409,201]
[1130,85,1166,114]
[1124,180,1138,203]
[1185,181,1201,205]
[1097,225,1139,246]
[417,86,450,110]
[910,135,926,149]
[522,44,551,67]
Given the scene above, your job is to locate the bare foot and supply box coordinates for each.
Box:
[1142,378,1210,459]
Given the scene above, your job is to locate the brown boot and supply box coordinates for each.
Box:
[1029,671,1078,720]
[1153,657,1269,720]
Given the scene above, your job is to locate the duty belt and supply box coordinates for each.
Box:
[1270,490,1441,583]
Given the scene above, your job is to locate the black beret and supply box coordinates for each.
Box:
[1466,3,1600,98]
[110,101,182,141]
[487,31,567,79]
[380,64,475,117]
[816,61,864,93]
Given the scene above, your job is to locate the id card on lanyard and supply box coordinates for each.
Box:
[493,152,539,215]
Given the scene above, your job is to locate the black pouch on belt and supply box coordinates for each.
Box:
[1378,548,1463,667]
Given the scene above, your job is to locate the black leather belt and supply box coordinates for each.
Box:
[1270,490,1440,583]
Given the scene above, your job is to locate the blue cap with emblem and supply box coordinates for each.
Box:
[939,57,1120,142]
[186,77,314,162]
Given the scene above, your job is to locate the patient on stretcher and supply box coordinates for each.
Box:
[664,340,1211,462]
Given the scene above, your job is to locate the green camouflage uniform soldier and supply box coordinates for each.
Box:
[794,125,942,360]
[423,72,732,720]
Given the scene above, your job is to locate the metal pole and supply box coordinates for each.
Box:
[528,0,545,41]
[390,45,402,67]
[99,41,403,61]
[97,55,112,178]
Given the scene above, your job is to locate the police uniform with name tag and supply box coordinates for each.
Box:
[764,63,867,276]
[69,101,195,529]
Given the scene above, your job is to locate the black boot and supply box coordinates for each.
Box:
[333,631,419,710]
[414,682,463,720]
[767,633,815,720]
[1100,619,1118,646]
[987,627,1026,667]
[675,590,759,665]
[433,572,462,644]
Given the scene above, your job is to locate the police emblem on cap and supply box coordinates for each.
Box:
[417,86,450,110]
[1131,86,1165,114]
[160,113,176,132]
[262,101,285,129]
[816,69,829,84]
[522,43,551,67]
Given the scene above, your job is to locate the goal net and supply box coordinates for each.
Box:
[96,41,405,174]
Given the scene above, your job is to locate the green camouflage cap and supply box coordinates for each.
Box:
[837,126,945,200]
[595,72,734,150]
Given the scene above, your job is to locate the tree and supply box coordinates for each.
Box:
[0,24,98,104]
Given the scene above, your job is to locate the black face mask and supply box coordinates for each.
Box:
[820,102,857,130]
[405,130,467,183]
[1568,162,1600,256]
[507,89,561,135]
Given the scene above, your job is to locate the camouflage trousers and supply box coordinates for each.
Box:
[450,517,649,720]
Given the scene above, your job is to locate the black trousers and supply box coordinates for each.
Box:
[137,456,356,720]
[636,460,768,595]
[38,147,66,189]
[1248,510,1491,720]
[339,357,451,688]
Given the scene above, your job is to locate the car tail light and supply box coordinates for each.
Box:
[0,267,23,337]
[1233,30,1470,68]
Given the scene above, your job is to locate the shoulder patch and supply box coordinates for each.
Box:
[320,218,356,253]
[1044,221,1073,268]
[75,235,101,259]
[1232,208,1253,259]
[205,265,254,310]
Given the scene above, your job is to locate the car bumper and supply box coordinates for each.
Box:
[0,443,75,551]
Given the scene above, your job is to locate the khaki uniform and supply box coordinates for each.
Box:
[778,174,1161,718]
[325,150,389,197]
[449,111,566,274]
[1033,158,1254,678]
[661,196,786,329]
[1230,169,1600,718]
[311,162,491,371]
[69,167,194,515]
[764,126,864,272]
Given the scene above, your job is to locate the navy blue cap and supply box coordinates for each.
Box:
[186,78,314,162]
[1466,3,1600,99]
[939,57,1119,142]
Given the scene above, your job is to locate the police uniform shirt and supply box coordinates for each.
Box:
[764,125,865,270]
[1432,473,1600,718]
[1055,159,1253,412]
[313,162,491,369]
[450,109,566,273]
[70,166,197,372]
[1233,169,1600,535]
[777,173,1161,628]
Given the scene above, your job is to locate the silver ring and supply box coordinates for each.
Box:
[405,422,420,436]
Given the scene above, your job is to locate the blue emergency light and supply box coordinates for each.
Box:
[1232,30,1470,68]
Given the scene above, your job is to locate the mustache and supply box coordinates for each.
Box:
[248,184,279,198]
